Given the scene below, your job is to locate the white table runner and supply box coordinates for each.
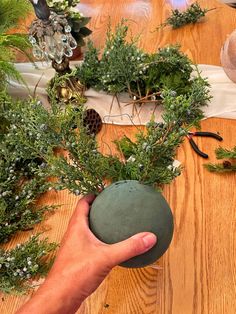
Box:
[8,62,236,125]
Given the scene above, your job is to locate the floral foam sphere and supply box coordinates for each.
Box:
[89,180,174,268]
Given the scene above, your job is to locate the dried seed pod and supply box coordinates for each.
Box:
[223,160,232,169]
[83,109,102,135]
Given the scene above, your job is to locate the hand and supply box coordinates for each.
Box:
[17,195,157,314]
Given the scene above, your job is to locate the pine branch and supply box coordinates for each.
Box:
[0,0,31,34]
[0,1,32,90]
[156,2,216,30]
[204,162,236,173]
[76,21,210,127]
[215,146,236,159]
[204,145,236,173]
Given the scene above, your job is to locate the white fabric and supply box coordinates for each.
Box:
[8,62,236,125]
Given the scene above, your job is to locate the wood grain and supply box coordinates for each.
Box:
[1,1,236,313]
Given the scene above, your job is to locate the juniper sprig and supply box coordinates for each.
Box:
[215,146,236,160]
[76,20,210,119]
[0,235,57,294]
[157,2,215,30]
[204,145,236,173]
[204,162,236,173]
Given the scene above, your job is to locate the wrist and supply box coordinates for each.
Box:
[17,275,84,314]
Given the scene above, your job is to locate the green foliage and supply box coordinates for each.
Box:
[77,20,147,94]
[77,40,100,87]
[0,235,57,294]
[0,19,212,294]
[157,2,214,30]
[0,33,31,89]
[97,21,147,94]
[0,0,31,34]
[112,121,183,185]
[76,21,210,124]
[0,60,23,90]
[204,162,236,173]
[204,146,236,173]
[43,107,108,195]
[0,93,59,243]
[0,0,32,90]
[144,45,193,93]
[215,146,236,159]
[0,92,67,293]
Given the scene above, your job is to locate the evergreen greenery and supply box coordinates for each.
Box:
[215,146,236,159]
[0,235,57,294]
[0,92,61,293]
[76,20,210,126]
[205,163,236,173]
[204,146,236,173]
[0,0,32,90]
[0,1,58,294]
[0,0,31,33]
[156,2,215,30]
[0,20,212,294]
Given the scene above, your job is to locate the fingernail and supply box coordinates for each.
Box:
[142,234,157,249]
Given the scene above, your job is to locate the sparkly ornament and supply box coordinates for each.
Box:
[29,11,77,63]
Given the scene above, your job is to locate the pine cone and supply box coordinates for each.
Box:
[83,109,102,135]
[223,160,232,169]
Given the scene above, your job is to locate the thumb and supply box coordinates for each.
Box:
[108,232,157,266]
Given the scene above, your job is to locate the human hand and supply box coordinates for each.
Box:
[17,194,157,314]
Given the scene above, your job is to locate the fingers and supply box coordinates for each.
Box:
[108,232,157,266]
[76,194,96,215]
[69,194,96,227]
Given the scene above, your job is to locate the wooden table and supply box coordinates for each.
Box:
[1,1,236,313]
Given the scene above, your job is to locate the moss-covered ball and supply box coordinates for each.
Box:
[89,180,174,268]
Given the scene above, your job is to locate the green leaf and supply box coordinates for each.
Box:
[0,0,32,34]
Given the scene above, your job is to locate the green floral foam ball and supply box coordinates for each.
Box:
[89,180,174,268]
